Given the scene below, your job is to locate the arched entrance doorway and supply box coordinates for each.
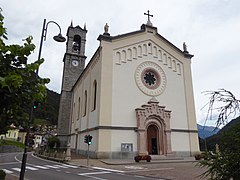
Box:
[135,98,172,156]
[147,125,158,155]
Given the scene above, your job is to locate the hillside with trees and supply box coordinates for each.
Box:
[34,89,60,125]
[200,116,240,151]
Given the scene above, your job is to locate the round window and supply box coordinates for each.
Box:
[135,61,167,96]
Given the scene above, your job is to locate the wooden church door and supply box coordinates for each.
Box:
[147,125,159,155]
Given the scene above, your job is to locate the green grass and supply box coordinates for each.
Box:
[0,139,24,149]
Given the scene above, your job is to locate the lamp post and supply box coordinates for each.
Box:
[19,19,66,180]
[36,19,66,74]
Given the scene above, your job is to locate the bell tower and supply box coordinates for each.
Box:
[58,22,87,146]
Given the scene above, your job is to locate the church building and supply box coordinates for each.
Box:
[58,12,199,159]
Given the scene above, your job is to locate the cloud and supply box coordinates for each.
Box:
[2,0,240,126]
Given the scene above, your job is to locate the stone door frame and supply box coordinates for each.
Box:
[135,98,172,155]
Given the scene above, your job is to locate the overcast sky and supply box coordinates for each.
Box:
[2,0,240,126]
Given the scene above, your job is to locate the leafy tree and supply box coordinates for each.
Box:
[0,9,50,134]
[199,89,240,179]
[47,136,60,149]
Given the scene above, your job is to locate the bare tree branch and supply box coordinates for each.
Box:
[202,89,240,127]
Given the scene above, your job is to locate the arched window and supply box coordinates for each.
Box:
[127,48,132,61]
[143,44,147,55]
[138,45,142,57]
[72,35,81,53]
[72,102,75,123]
[83,91,87,116]
[177,63,182,75]
[77,97,81,119]
[122,50,126,62]
[158,50,162,61]
[168,57,172,68]
[92,80,97,111]
[116,52,121,64]
[153,46,157,57]
[133,47,137,59]
[172,60,177,71]
[163,53,167,65]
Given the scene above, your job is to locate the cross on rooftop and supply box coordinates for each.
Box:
[144,10,153,26]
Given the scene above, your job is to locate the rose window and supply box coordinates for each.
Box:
[144,72,156,86]
[135,61,167,96]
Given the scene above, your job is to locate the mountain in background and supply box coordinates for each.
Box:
[198,116,240,151]
[204,116,240,150]
[197,124,220,139]
[34,89,60,125]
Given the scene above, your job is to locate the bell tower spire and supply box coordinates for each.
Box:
[58,23,87,146]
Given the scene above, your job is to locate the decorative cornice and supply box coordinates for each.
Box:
[77,126,137,133]
[171,129,198,133]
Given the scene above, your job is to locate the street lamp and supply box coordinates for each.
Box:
[36,19,66,74]
[19,19,66,180]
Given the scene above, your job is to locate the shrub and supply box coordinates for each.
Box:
[0,169,6,180]
[47,136,60,149]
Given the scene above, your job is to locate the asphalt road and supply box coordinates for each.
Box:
[0,152,162,180]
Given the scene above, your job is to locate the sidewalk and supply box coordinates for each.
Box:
[67,156,205,180]
[67,156,197,167]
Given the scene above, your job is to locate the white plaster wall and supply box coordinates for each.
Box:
[171,132,190,151]
[111,130,137,152]
[111,36,189,130]
[109,30,196,153]
[71,57,101,132]
[70,55,101,153]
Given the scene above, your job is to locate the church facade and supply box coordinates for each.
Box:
[58,17,199,159]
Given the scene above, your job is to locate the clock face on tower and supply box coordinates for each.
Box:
[71,59,79,67]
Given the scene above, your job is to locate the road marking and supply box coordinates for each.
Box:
[78,171,111,176]
[125,165,147,170]
[78,172,109,180]
[63,164,78,168]
[45,165,60,169]
[53,165,69,168]
[126,167,174,173]
[81,175,107,180]
[2,163,79,175]
[92,166,125,173]
[3,169,13,174]
[11,168,21,172]
[0,162,20,165]
[26,166,38,170]
[34,165,49,169]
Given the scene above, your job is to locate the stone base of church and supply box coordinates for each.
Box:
[96,151,137,159]
[73,149,138,159]
[72,149,198,159]
[172,151,200,157]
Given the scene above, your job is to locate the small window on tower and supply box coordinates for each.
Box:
[72,35,81,53]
